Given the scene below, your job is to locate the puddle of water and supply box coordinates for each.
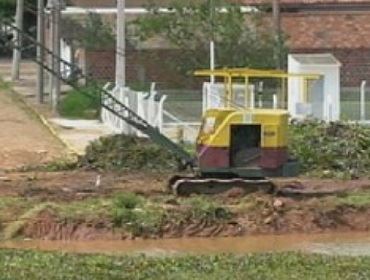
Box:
[1,232,369,256]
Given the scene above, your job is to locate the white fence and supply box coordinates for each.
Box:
[101,83,166,136]
[204,82,370,124]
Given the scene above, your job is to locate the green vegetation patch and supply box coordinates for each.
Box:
[181,196,232,222]
[0,250,370,279]
[290,121,370,178]
[335,191,370,207]
[79,134,179,171]
[53,198,112,221]
[111,193,165,236]
[58,86,100,119]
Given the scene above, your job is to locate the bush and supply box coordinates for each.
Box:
[111,192,164,235]
[289,120,370,178]
[79,134,178,171]
[58,86,100,119]
[183,196,231,222]
[113,192,143,210]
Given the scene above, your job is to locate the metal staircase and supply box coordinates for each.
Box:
[0,17,194,168]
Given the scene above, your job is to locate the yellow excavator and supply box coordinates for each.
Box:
[0,18,321,196]
[167,68,320,195]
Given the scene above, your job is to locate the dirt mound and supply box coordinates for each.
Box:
[290,121,370,178]
[79,135,179,171]
[22,211,121,241]
[20,202,370,241]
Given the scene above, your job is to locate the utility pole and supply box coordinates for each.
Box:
[37,0,45,104]
[209,0,215,84]
[272,0,282,69]
[48,3,54,98]
[116,0,126,87]
[116,0,131,134]
[47,0,62,113]
[52,0,61,112]
[11,0,24,81]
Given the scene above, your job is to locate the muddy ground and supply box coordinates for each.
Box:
[0,170,369,241]
[1,82,370,242]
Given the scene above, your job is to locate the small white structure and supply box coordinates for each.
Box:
[288,53,341,121]
[60,39,72,78]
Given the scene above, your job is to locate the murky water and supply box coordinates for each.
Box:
[1,232,370,257]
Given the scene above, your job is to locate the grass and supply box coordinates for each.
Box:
[111,193,165,236]
[58,86,100,119]
[0,250,370,279]
[3,203,53,240]
[1,188,369,240]
[0,79,10,90]
[17,157,78,172]
[0,193,229,240]
[53,198,111,221]
[335,191,370,207]
[183,196,231,222]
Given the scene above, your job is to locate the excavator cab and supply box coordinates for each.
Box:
[196,108,299,178]
[171,107,299,195]
[170,68,319,195]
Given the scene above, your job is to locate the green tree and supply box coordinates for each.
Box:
[0,0,37,18]
[0,0,37,57]
[62,13,115,51]
[0,0,15,16]
[132,0,287,76]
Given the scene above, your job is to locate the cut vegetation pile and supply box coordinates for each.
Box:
[80,121,370,178]
[290,121,370,178]
[79,135,179,171]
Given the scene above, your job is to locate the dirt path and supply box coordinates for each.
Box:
[0,88,66,170]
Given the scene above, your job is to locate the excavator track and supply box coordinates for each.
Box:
[169,176,275,196]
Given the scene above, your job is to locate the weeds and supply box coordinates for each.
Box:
[3,203,54,240]
[113,192,143,210]
[111,192,164,236]
[0,80,10,90]
[290,120,370,178]
[15,157,78,173]
[53,198,111,221]
[182,196,232,222]
[58,86,101,119]
[335,191,370,207]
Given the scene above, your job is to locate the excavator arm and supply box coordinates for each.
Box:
[0,17,195,169]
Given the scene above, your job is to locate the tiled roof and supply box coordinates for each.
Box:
[68,0,370,8]
[242,0,370,4]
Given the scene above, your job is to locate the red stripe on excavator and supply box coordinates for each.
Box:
[197,145,229,169]
[259,148,288,169]
[197,145,288,170]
